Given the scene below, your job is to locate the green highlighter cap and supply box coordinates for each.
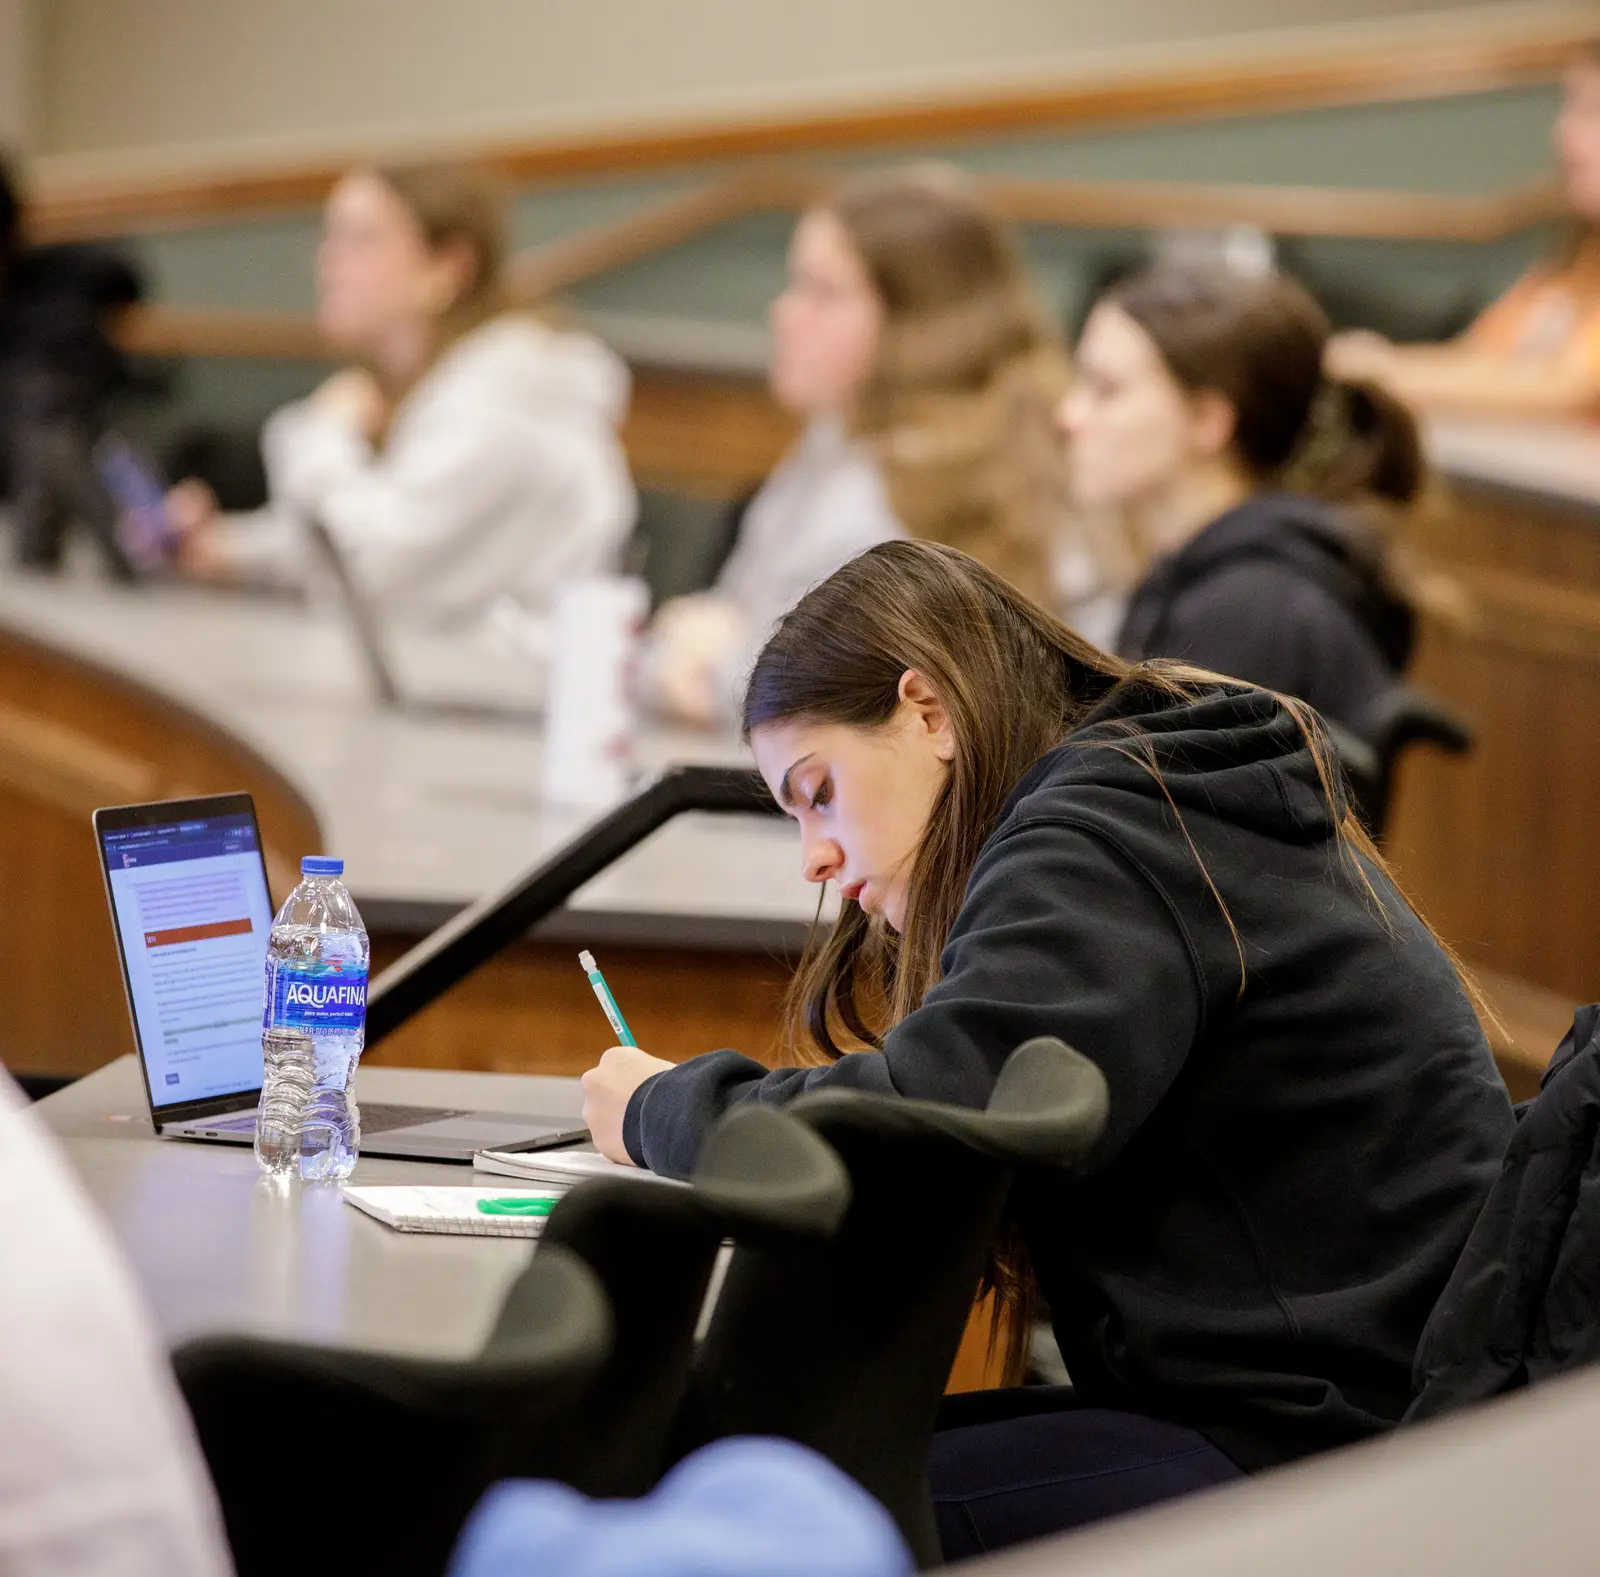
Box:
[476,1196,559,1217]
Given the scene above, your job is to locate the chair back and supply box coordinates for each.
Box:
[1349,682,1474,837]
[527,1103,851,1497]
[173,1244,609,1577]
[673,1037,1109,1567]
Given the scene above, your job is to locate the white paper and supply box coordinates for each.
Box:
[340,1184,563,1236]
[474,1148,686,1188]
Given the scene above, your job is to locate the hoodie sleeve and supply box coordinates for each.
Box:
[261,396,601,602]
[624,818,1204,1177]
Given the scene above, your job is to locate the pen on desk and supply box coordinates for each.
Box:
[579,949,637,1047]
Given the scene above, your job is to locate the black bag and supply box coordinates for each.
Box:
[1407,1004,1600,1423]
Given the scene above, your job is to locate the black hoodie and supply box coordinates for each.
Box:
[623,681,1513,1470]
[1116,491,1415,735]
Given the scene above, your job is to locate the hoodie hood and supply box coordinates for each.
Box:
[424,314,631,428]
[1122,491,1414,671]
[1001,677,1343,849]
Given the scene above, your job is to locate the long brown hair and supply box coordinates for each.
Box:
[370,161,508,374]
[742,538,1470,1376]
[824,166,1073,607]
[1103,263,1424,509]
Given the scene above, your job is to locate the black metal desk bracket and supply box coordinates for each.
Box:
[364,764,782,1047]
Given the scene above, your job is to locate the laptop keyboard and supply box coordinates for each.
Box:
[358,1103,464,1134]
[187,1103,464,1137]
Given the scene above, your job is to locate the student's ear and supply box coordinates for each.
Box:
[420,238,476,316]
[898,669,956,762]
[1188,389,1239,460]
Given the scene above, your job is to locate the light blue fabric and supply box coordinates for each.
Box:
[447,1437,913,1577]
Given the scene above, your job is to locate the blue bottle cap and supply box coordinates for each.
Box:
[301,855,345,876]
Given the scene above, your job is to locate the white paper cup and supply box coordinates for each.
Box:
[542,576,649,807]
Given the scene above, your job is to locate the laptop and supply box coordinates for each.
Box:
[93,792,589,1161]
[305,517,542,724]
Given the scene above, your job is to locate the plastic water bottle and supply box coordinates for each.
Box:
[254,1028,314,1177]
[260,855,369,1181]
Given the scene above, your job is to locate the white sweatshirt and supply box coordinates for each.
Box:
[0,1074,231,1577]
[228,315,635,630]
[716,416,903,638]
[652,415,901,720]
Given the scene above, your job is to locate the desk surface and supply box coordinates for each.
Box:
[1426,415,1600,517]
[39,1056,584,1358]
[44,1057,1594,1577]
[0,576,820,946]
[967,1366,1600,1577]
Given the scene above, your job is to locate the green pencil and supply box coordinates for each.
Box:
[579,949,637,1047]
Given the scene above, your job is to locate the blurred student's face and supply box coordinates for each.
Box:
[316,173,458,350]
[751,674,954,934]
[768,209,885,417]
[1058,303,1228,511]
[1556,60,1600,221]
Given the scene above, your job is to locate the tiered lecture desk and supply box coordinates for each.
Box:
[0,410,1590,1096]
[0,577,817,1082]
[11,416,1595,1401]
[1392,418,1600,1087]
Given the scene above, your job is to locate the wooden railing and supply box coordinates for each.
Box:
[113,160,1568,367]
[29,8,1593,243]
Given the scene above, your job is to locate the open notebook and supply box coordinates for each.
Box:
[341,1185,563,1237]
[474,1147,686,1189]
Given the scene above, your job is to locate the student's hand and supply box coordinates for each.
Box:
[1324,329,1398,386]
[581,1045,676,1164]
[645,596,750,729]
[166,477,219,536]
[167,481,231,580]
[311,368,388,441]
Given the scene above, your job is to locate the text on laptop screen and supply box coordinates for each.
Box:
[102,812,274,1106]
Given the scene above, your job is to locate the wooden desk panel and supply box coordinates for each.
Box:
[364,934,795,1076]
[1387,483,1600,1004]
[623,367,794,497]
[0,623,321,1078]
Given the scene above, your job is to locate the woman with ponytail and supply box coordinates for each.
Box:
[582,540,1513,1557]
[1062,263,1422,735]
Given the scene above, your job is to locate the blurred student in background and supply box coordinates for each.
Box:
[647,165,1080,727]
[1326,44,1600,418]
[174,163,634,630]
[1062,264,1420,736]
[0,157,145,580]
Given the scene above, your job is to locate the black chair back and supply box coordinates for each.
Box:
[672,1037,1110,1567]
[528,1102,851,1498]
[173,1244,610,1577]
[1344,683,1474,837]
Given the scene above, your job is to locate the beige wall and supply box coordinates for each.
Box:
[0,0,38,152]
[26,0,1587,176]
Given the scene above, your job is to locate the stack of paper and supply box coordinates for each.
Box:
[473,1147,686,1189]
[341,1185,563,1237]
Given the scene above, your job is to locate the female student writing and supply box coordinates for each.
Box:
[1064,263,1420,736]
[1326,43,1600,418]
[647,164,1081,727]
[583,540,1513,1558]
[175,163,634,631]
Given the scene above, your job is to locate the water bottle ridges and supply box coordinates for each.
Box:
[255,860,369,1181]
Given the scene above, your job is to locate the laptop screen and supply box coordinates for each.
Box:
[99,805,275,1113]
